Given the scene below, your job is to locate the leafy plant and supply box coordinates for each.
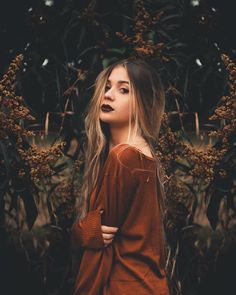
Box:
[0,1,235,294]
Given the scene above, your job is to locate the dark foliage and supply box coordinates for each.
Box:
[0,1,236,295]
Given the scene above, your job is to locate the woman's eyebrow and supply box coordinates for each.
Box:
[107,79,129,85]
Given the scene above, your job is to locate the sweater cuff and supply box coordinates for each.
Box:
[71,208,105,251]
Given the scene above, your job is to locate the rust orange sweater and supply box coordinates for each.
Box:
[71,143,170,295]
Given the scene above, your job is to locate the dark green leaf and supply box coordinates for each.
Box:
[207,189,224,229]
[20,190,38,230]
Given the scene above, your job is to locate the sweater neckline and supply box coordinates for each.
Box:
[109,143,156,162]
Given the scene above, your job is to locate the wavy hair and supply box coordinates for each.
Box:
[78,58,165,220]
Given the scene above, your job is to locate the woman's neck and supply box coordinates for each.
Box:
[108,123,148,152]
[109,136,148,152]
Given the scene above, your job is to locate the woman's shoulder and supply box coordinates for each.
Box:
[107,143,156,171]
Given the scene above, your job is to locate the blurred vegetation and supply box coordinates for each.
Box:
[0,1,235,294]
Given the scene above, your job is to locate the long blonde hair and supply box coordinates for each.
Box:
[78,58,165,220]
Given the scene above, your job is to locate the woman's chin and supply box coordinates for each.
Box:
[99,114,112,122]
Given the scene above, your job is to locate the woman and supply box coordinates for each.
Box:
[71,58,170,295]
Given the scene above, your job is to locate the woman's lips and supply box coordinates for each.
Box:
[101,104,114,112]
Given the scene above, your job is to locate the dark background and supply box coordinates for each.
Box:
[0,1,236,294]
[1,0,236,127]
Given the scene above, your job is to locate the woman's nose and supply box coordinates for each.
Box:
[104,87,114,100]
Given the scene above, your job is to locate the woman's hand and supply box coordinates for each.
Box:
[101,225,119,247]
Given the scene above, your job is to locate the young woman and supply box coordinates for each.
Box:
[71,58,170,295]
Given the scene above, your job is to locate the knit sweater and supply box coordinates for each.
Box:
[71,143,170,295]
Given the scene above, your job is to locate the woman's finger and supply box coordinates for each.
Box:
[103,237,113,243]
[102,233,114,240]
[104,238,113,246]
[101,225,119,233]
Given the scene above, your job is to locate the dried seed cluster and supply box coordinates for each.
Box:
[18,142,65,182]
[157,53,235,200]
[209,54,236,146]
[0,55,65,184]
[182,145,227,183]
[0,55,35,141]
[116,0,167,59]
[51,178,79,225]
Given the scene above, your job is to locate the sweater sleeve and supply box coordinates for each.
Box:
[71,147,137,252]
[71,147,144,295]
[93,148,137,229]
[71,207,105,251]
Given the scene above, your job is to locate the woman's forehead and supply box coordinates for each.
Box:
[107,66,129,83]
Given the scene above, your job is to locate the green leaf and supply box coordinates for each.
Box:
[20,189,38,230]
[0,141,10,190]
[207,189,224,229]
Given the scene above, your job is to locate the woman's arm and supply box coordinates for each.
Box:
[71,147,137,251]
[71,208,119,251]
[93,148,137,230]
[71,208,105,251]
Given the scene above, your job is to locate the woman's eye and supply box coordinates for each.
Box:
[105,85,110,92]
[120,88,129,94]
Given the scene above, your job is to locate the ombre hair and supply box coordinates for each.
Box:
[78,58,165,220]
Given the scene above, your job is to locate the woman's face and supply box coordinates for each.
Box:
[99,66,132,127]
